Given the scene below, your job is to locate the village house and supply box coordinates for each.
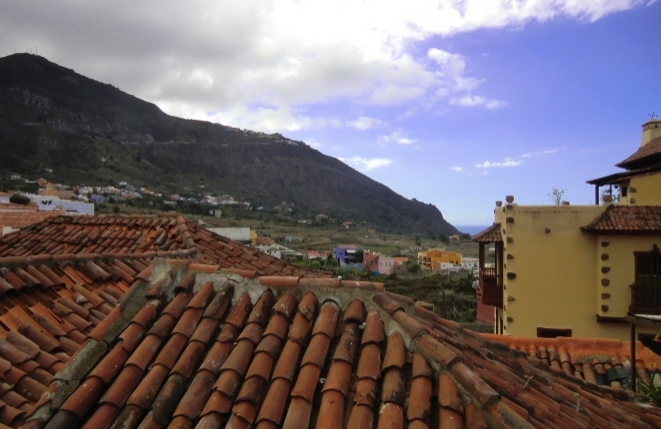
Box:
[473,118,661,343]
[417,249,462,271]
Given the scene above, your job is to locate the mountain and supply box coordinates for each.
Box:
[0,54,458,235]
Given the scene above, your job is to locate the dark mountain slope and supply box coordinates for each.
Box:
[0,54,458,235]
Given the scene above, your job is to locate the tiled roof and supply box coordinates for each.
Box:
[16,261,661,429]
[471,223,502,243]
[0,212,60,233]
[0,214,317,278]
[0,204,39,212]
[586,164,661,186]
[0,254,153,426]
[581,205,661,234]
[482,334,661,389]
[616,137,661,170]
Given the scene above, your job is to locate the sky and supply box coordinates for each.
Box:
[1,1,660,225]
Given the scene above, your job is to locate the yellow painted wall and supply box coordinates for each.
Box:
[430,251,461,266]
[493,202,661,340]
[496,204,602,338]
[418,249,461,270]
[596,235,661,318]
[626,173,661,205]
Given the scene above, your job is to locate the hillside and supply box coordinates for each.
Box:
[0,53,458,235]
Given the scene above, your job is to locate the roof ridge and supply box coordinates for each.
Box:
[0,249,198,269]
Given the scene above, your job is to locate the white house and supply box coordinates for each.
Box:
[208,227,251,243]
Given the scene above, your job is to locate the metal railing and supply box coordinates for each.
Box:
[630,283,661,315]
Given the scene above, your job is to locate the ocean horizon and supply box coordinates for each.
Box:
[453,225,490,235]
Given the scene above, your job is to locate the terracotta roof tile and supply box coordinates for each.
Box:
[15,262,661,429]
[471,222,503,243]
[0,212,60,232]
[616,135,661,169]
[0,214,322,278]
[582,205,661,233]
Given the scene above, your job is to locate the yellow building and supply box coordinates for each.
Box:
[417,249,461,271]
[473,118,661,343]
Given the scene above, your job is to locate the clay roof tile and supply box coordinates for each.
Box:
[382,331,406,371]
[310,302,339,338]
[356,344,381,380]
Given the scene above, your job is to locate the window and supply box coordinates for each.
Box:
[537,328,572,338]
[635,252,661,287]
[621,186,628,197]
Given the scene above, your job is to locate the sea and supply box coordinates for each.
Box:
[453,225,490,235]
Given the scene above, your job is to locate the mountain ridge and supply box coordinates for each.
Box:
[0,53,458,235]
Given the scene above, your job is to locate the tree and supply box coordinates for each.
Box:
[9,194,30,205]
[414,233,421,246]
[548,188,566,205]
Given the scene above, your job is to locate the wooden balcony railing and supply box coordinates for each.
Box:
[630,283,661,315]
[479,267,502,308]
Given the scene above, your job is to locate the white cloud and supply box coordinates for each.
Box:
[449,95,507,109]
[339,157,392,171]
[474,148,557,169]
[428,49,466,76]
[378,129,416,145]
[346,116,385,130]
[451,166,463,171]
[305,138,322,149]
[475,158,522,168]
[0,0,645,132]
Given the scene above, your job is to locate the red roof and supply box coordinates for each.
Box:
[5,262,659,428]
[616,137,661,170]
[483,334,661,384]
[0,214,318,278]
[581,205,661,234]
[0,255,151,425]
[0,211,60,232]
[471,223,502,243]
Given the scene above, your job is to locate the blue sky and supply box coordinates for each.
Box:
[1,1,660,225]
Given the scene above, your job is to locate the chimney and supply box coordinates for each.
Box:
[641,118,661,147]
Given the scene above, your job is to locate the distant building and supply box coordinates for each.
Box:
[378,255,394,275]
[28,194,94,215]
[418,249,461,271]
[208,227,253,244]
[460,257,479,271]
[333,245,361,266]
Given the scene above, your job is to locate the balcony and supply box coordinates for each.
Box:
[479,267,503,308]
[630,284,661,315]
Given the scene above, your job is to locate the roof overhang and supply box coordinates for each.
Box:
[586,164,661,186]
[471,223,502,243]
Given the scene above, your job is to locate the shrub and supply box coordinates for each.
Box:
[9,194,30,205]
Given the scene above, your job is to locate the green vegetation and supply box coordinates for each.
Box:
[638,375,661,406]
[0,54,458,235]
[292,251,479,324]
[9,193,30,205]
